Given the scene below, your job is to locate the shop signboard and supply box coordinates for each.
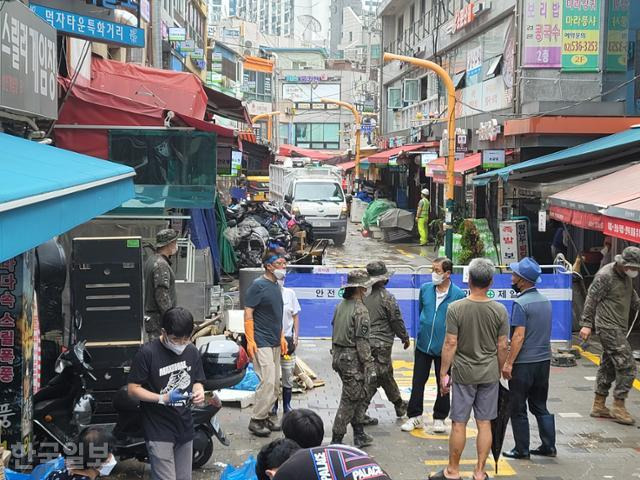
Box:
[433,170,463,187]
[605,0,629,72]
[499,220,529,264]
[604,216,640,243]
[231,150,242,176]
[191,48,204,60]
[0,253,35,469]
[482,149,506,169]
[30,4,144,48]
[421,152,438,167]
[561,0,601,71]
[1,1,58,120]
[180,39,195,52]
[388,155,398,166]
[168,27,186,41]
[140,0,151,23]
[522,0,562,68]
[466,45,483,82]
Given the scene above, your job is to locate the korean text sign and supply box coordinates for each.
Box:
[0,1,57,119]
[0,253,35,465]
[30,4,145,48]
[561,0,601,71]
[523,0,562,68]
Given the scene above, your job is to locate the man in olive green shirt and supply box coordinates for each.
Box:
[580,246,640,426]
[433,258,509,480]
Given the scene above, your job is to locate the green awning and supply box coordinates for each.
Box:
[473,126,640,186]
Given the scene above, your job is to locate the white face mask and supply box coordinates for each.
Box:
[601,246,609,255]
[273,269,287,281]
[98,454,117,476]
[364,286,373,297]
[432,272,445,285]
[625,269,639,279]
[163,337,188,355]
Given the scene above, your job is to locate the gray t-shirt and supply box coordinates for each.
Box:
[511,288,552,364]
[245,277,284,348]
[446,298,509,385]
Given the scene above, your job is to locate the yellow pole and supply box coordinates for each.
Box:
[319,98,362,181]
[382,52,456,258]
[251,111,281,145]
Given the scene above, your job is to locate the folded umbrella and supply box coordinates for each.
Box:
[491,380,512,474]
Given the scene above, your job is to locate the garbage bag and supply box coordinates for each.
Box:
[230,363,260,391]
[361,199,396,230]
[5,456,65,480]
[378,208,415,231]
[220,455,258,480]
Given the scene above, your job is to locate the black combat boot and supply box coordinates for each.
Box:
[331,432,344,444]
[353,425,373,448]
[283,387,293,413]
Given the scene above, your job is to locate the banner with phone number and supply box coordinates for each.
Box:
[562,0,601,71]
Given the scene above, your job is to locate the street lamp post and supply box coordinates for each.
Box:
[319,98,362,182]
[251,111,282,145]
[382,52,456,260]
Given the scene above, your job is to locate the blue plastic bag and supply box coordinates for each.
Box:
[5,456,65,480]
[230,363,260,391]
[220,455,257,480]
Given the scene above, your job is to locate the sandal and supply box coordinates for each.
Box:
[428,469,462,480]
[471,474,490,480]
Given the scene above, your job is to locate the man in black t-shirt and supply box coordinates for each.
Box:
[273,445,392,480]
[128,307,206,480]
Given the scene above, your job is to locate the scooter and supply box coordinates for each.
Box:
[32,341,227,469]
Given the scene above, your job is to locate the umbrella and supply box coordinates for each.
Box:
[491,380,512,474]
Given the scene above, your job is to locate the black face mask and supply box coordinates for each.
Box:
[511,281,521,294]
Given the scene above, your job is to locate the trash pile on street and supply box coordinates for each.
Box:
[223,201,317,268]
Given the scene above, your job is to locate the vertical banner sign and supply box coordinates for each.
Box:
[562,0,601,71]
[523,0,562,68]
[605,0,629,72]
[0,253,34,469]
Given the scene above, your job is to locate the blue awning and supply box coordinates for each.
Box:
[473,127,640,186]
[0,133,135,262]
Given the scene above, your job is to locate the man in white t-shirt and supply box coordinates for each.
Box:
[271,282,301,416]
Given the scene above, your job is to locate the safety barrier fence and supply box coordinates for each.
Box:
[283,264,573,342]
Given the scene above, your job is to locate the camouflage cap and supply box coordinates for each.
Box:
[615,246,640,269]
[366,261,395,282]
[156,228,179,248]
[344,269,374,289]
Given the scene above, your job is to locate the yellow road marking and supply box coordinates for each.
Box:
[396,248,415,259]
[425,459,516,477]
[575,346,640,391]
[411,425,478,441]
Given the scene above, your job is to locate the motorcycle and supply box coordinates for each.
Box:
[33,340,245,469]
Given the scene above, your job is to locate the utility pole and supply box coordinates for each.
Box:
[152,0,163,68]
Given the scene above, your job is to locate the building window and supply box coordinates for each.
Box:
[243,70,273,102]
[387,87,402,109]
[294,123,340,149]
[349,32,353,42]
[397,16,403,40]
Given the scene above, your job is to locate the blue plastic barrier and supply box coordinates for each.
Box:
[285,271,573,342]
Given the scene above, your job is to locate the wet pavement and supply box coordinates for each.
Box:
[114,338,640,480]
[112,224,640,479]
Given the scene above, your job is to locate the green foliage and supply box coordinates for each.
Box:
[458,219,485,265]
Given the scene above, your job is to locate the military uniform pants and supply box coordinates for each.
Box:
[144,313,162,342]
[332,347,369,437]
[366,344,402,406]
[596,328,637,400]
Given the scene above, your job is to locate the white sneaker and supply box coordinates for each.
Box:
[401,416,423,432]
[433,419,446,433]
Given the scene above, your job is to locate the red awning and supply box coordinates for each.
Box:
[548,163,640,242]
[91,56,209,119]
[336,161,356,170]
[429,152,483,177]
[173,113,235,137]
[278,144,340,161]
[366,142,439,164]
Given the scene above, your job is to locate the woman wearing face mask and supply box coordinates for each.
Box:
[244,252,290,437]
[128,307,206,479]
[580,246,640,426]
[402,257,466,434]
[49,427,116,479]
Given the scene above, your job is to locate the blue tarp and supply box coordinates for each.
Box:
[284,271,573,342]
[0,133,135,262]
[473,127,640,185]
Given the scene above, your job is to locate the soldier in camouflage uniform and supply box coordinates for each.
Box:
[361,262,410,425]
[580,246,640,425]
[331,270,377,448]
[143,229,179,341]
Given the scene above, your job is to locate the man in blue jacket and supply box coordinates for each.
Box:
[402,257,466,433]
